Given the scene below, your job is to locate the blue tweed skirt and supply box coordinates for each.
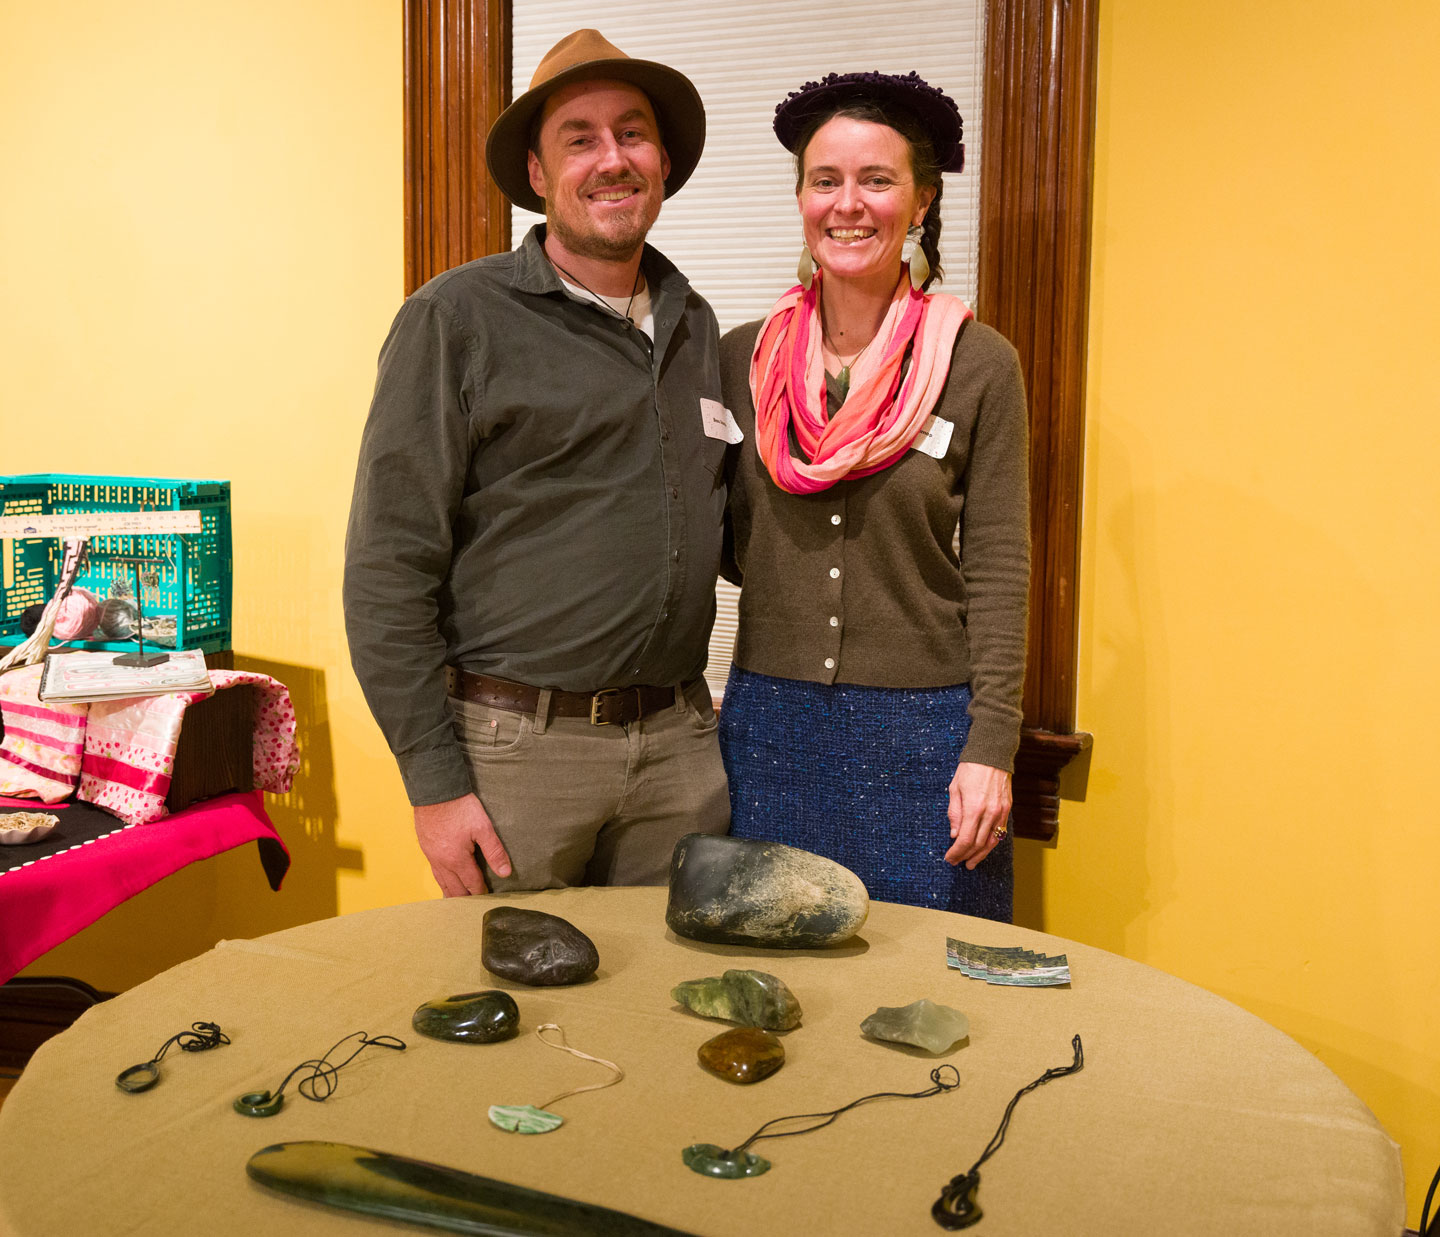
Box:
[719,666,1013,922]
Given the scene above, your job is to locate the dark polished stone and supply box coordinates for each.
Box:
[666,833,868,948]
[671,969,802,1030]
[481,907,599,987]
[412,990,519,1044]
[247,1140,699,1234]
[696,1026,785,1085]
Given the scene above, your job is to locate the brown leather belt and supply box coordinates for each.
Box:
[450,669,689,726]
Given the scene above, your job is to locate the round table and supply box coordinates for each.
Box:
[0,888,1403,1235]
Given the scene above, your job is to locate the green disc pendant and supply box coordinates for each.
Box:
[488,1104,563,1134]
[681,1144,771,1179]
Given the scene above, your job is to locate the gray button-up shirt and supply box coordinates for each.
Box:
[344,226,727,805]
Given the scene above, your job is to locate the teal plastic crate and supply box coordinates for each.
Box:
[0,474,232,654]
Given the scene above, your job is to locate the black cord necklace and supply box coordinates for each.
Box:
[547,254,644,326]
[684,1064,961,1179]
[931,1034,1085,1229]
[116,1020,230,1093]
[233,1031,406,1117]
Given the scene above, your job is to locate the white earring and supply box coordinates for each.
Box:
[797,242,816,290]
[904,225,930,291]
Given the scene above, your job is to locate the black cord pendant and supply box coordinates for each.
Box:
[115,1021,230,1093]
[233,1031,406,1118]
[931,1034,1085,1229]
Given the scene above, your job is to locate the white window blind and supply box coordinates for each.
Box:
[512,1,986,697]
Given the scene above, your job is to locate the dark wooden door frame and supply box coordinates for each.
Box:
[402,0,1098,840]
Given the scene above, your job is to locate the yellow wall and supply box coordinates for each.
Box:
[3,0,1437,1224]
[1034,1,1440,1221]
[1,0,439,987]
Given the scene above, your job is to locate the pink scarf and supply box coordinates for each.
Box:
[750,270,971,494]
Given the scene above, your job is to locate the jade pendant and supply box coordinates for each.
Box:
[488,1104,563,1134]
[681,1144,771,1179]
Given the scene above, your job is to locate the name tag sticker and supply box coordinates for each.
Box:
[701,398,744,444]
[911,414,954,459]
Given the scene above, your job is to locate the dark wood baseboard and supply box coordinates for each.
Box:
[0,976,114,1070]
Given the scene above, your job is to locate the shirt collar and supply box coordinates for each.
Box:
[512,224,691,306]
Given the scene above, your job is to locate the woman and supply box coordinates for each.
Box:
[719,71,1029,921]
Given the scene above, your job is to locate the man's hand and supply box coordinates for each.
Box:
[945,762,1013,871]
[413,794,513,897]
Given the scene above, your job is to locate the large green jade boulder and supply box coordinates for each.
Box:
[671,969,802,1031]
[666,834,868,948]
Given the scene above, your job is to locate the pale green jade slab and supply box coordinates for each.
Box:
[488,1104,563,1134]
[860,998,970,1054]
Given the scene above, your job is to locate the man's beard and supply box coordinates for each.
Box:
[546,179,656,262]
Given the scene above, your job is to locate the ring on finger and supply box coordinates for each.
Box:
[991,824,1008,841]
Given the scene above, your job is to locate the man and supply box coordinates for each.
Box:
[344,30,732,896]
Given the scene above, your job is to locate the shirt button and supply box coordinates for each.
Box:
[831,514,842,525]
[661,429,671,441]
[671,487,679,500]
[824,657,836,670]
[829,567,840,579]
[673,550,680,561]
[829,616,838,627]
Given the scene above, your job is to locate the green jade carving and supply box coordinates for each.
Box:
[487,1104,563,1134]
[247,1140,698,1235]
[671,969,802,1031]
[680,1145,772,1179]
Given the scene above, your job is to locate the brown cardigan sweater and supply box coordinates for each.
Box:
[719,315,1031,772]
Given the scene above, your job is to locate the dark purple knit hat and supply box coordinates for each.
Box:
[773,71,965,173]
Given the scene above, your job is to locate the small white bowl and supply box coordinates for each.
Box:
[0,813,59,845]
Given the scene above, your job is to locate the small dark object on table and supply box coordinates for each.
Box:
[481,907,599,986]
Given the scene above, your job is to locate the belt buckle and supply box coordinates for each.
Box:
[590,689,621,726]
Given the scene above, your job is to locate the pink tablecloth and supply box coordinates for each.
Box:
[0,790,288,983]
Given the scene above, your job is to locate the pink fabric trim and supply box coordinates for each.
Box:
[3,700,88,727]
[81,753,172,797]
[4,725,86,756]
[0,791,288,983]
[0,746,79,786]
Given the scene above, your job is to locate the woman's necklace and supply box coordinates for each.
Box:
[821,320,877,403]
[547,255,643,324]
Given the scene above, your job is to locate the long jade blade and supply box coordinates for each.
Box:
[247,1141,698,1236]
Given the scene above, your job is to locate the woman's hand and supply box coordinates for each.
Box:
[945,762,1012,870]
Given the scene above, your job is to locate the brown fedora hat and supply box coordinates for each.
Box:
[485,29,706,215]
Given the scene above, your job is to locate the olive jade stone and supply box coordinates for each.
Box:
[860,998,970,1054]
[247,1141,700,1235]
[481,907,599,987]
[412,990,519,1044]
[671,969,802,1031]
[696,1027,785,1085]
[666,833,868,948]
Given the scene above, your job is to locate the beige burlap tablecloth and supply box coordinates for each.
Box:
[0,888,1404,1235]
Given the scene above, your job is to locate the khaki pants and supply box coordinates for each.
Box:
[448,678,730,890]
